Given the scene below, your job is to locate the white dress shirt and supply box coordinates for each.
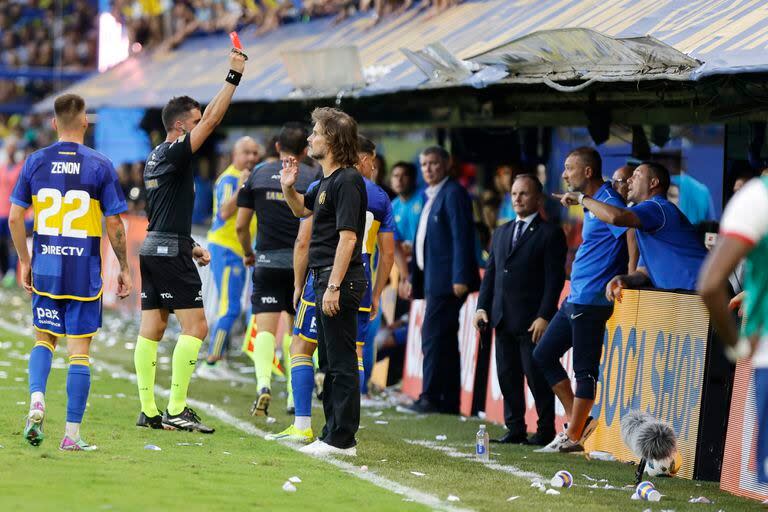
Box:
[415,176,449,271]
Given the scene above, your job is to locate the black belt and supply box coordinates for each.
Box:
[311,265,334,278]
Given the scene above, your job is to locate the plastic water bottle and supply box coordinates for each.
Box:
[476,424,490,461]
[636,481,661,502]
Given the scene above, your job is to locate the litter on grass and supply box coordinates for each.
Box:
[288,476,301,483]
[360,465,368,472]
[506,496,520,502]
[435,435,447,441]
[546,489,561,495]
[282,482,297,492]
[266,417,277,424]
[375,420,389,425]
[144,444,161,451]
[589,451,616,461]
[447,495,460,502]
[410,471,426,477]
[689,497,712,504]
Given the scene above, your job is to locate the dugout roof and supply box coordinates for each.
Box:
[34,0,768,113]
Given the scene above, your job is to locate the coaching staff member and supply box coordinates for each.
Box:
[533,147,628,453]
[132,48,246,434]
[406,146,480,415]
[474,174,566,445]
[282,107,367,456]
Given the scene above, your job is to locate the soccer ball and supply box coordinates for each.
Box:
[645,450,682,477]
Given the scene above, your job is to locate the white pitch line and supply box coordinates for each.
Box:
[406,439,543,480]
[0,319,471,512]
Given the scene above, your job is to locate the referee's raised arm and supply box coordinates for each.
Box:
[188,49,247,153]
[281,157,312,217]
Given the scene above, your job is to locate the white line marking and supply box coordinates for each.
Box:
[406,439,542,480]
[0,319,472,512]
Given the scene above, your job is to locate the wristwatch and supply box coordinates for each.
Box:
[327,284,340,292]
[577,192,586,205]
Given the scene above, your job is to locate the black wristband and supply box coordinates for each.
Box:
[225,69,242,86]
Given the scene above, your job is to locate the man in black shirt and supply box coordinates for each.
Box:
[236,122,321,416]
[133,48,246,434]
[282,107,367,456]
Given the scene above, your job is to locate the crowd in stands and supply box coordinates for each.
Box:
[1,0,98,105]
[112,0,462,53]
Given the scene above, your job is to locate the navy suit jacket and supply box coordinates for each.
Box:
[410,178,480,299]
[477,215,567,334]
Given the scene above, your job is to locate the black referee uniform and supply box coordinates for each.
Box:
[304,166,367,449]
[236,160,320,314]
[140,133,203,310]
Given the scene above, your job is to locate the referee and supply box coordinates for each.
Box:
[133,48,246,433]
[236,122,321,416]
[282,107,367,456]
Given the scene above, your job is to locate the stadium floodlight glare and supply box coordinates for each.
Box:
[98,12,129,72]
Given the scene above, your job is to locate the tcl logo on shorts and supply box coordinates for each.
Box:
[261,296,278,304]
[161,293,173,299]
[36,308,60,320]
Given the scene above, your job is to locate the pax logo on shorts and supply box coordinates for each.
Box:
[35,307,61,328]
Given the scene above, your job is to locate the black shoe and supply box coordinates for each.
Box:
[136,411,165,429]
[406,398,440,414]
[491,431,528,444]
[250,387,271,417]
[524,432,556,446]
[286,406,295,415]
[162,407,215,434]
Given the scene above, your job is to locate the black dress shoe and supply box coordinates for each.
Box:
[406,398,440,414]
[490,431,528,444]
[524,432,556,446]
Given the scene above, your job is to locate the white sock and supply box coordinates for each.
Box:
[65,422,80,440]
[295,416,311,430]
[30,391,45,408]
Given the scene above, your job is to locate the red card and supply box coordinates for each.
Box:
[229,31,242,50]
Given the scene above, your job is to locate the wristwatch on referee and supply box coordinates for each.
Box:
[577,192,587,205]
[327,283,341,292]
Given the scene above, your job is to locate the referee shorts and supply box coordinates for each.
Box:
[251,266,295,315]
[140,239,203,311]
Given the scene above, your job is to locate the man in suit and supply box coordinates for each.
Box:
[406,146,480,414]
[474,175,566,445]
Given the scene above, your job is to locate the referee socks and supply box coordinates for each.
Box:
[254,332,276,390]
[168,334,202,416]
[134,336,160,417]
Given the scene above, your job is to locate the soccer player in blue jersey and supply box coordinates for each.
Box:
[555,161,708,295]
[9,94,131,451]
[198,137,258,380]
[533,147,628,453]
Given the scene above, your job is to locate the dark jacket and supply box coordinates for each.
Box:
[477,214,567,334]
[410,178,480,298]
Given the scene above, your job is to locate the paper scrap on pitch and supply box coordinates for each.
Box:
[447,495,460,502]
[282,482,297,492]
[689,496,712,504]
[266,417,277,424]
[435,434,447,441]
[410,471,426,477]
[375,420,389,425]
[507,496,520,502]
[144,444,161,451]
[288,476,302,483]
[546,489,560,495]
[367,411,383,417]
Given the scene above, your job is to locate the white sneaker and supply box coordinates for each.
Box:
[533,432,584,453]
[299,439,357,457]
[195,363,224,381]
[213,361,253,384]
